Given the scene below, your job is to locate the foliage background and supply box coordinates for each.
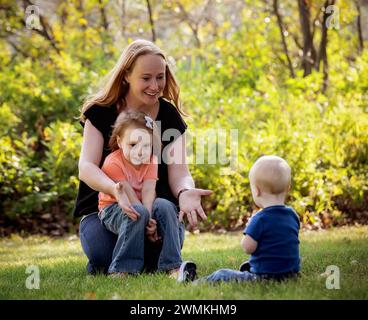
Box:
[0,0,367,236]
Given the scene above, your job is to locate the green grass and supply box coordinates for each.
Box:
[0,226,367,300]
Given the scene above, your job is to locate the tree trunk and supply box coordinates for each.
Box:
[317,0,335,93]
[98,0,109,32]
[355,0,364,53]
[146,0,156,42]
[76,0,87,53]
[177,2,201,48]
[297,0,316,76]
[273,0,295,78]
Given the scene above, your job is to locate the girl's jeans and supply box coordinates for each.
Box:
[79,198,185,275]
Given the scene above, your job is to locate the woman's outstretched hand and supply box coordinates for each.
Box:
[114,182,140,221]
[178,188,212,227]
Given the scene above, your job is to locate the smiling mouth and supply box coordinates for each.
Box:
[145,92,159,96]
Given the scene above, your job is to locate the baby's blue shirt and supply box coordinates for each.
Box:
[244,205,300,274]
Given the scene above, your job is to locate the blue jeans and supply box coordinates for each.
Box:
[199,269,258,283]
[199,268,299,283]
[79,198,185,275]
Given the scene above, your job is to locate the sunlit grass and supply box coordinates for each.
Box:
[0,226,367,299]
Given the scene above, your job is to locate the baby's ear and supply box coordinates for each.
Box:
[256,185,262,197]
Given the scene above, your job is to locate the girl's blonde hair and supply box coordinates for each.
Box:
[80,39,182,122]
[109,111,161,156]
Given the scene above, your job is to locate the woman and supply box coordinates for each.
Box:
[74,39,212,278]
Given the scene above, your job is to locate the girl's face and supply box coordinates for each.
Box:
[117,125,152,166]
[125,54,166,107]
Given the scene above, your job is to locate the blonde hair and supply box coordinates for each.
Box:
[249,155,291,194]
[80,39,183,122]
[109,111,161,156]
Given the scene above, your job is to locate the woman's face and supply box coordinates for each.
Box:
[125,54,166,107]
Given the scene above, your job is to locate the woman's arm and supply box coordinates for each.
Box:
[78,120,139,219]
[78,120,116,194]
[167,133,194,196]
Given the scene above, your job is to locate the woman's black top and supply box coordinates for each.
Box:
[72,98,187,218]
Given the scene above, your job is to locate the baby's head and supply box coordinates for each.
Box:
[248,155,291,208]
[109,111,160,165]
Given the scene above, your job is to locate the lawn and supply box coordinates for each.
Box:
[0,225,367,300]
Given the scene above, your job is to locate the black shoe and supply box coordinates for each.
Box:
[239,261,251,272]
[177,261,197,283]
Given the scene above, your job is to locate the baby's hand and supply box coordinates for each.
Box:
[146,218,161,242]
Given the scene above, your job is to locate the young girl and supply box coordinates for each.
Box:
[98,111,162,277]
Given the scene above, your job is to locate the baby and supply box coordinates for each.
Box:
[195,155,300,283]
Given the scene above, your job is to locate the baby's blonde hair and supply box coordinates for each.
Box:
[249,155,291,194]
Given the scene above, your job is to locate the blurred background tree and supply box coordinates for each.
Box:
[0,0,367,236]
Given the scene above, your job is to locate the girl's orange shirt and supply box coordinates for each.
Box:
[98,150,158,210]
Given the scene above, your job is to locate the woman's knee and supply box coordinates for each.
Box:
[79,213,116,268]
[153,198,178,219]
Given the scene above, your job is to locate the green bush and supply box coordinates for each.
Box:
[179,53,368,230]
[0,119,81,218]
[41,121,82,214]
[1,2,367,231]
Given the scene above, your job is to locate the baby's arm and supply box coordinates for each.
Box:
[241,211,262,254]
[241,235,258,254]
[142,179,159,242]
[142,179,157,214]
